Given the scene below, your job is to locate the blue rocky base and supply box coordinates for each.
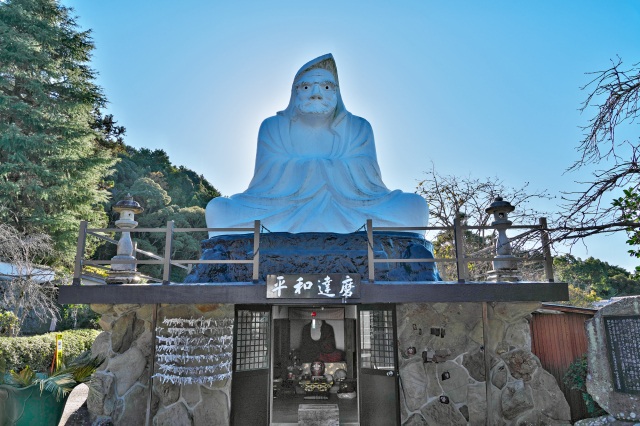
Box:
[185,232,440,283]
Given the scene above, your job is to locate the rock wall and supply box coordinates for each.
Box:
[397,302,571,425]
[88,301,571,425]
[88,303,233,426]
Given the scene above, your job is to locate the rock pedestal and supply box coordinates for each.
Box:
[186,232,440,283]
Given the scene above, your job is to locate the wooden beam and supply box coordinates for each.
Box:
[58,282,568,305]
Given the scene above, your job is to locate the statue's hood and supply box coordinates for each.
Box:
[279,53,348,123]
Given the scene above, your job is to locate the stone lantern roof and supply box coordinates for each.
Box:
[112,194,144,214]
[485,196,515,215]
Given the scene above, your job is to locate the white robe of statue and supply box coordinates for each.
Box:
[206,54,428,236]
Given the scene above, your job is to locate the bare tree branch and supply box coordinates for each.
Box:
[560,57,640,254]
[572,57,640,169]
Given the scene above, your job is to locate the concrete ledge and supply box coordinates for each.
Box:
[58,281,568,304]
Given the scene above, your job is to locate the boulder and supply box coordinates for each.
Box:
[420,398,467,425]
[154,379,180,407]
[109,346,147,396]
[501,349,539,382]
[87,371,115,416]
[92,331,111,359]
[403,413,427,425]
[500,379,533,420]
[114,384,147,426]
[192,388,229,426]
[181,384,201,408]
[111,312,144,354]
[153,402,191,426]
[400,359,428,410]
[529,367,571,422]
[437,361,468,404]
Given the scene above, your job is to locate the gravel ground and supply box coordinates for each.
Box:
[59,384,91,426]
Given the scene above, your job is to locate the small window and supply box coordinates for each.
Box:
[360,309,394,369]
[235,309,270,371]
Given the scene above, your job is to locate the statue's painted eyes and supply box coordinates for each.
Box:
[298,82,336,92]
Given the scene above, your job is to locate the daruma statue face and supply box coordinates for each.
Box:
[294,68,338,115]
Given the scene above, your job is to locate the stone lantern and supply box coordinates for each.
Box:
[485,196,519,282]
[106,194,144,284]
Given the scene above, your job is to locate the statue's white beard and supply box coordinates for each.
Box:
[296,100,335,116]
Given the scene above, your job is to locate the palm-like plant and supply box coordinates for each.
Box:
[9,365,36,387]
[2,351,103,401]
[38,373,76,402]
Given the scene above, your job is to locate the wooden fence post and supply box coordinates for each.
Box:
[454,216,468,282]
[367,219,374,283]
[253,220,260,283]
[539,217,554,282]
[72,221,87,286]
[162,221,174,285]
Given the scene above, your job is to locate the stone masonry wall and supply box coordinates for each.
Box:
[397,302,571,426]
[88,303,234,426]
[88,301,570,425]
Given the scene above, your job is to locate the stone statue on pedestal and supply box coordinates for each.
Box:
[206,54,428,235]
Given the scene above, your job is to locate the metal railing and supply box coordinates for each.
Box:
[72,218,554,285]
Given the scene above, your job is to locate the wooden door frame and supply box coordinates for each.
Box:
[231,304,271,426]
[357,303,400,426]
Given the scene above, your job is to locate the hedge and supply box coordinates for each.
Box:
[0,329,101,373]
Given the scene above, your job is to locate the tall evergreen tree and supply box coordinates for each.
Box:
[0,0,115,267]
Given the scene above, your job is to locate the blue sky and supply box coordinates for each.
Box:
[63,0,640,271]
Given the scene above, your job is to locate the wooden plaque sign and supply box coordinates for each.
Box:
[603,315,640,394]
[266,274,360,300]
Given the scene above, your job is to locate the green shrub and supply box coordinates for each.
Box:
[563,354,606,417]
[0,329,101,373]
[0,311,20,336]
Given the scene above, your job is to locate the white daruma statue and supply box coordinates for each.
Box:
[205,53,428,236]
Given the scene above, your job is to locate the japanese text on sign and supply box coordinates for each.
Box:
[603,315,640,394]
[266,274,360,299]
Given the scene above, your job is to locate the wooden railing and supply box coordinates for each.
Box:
[72,220,261,285]
[366,217,555,283]
[72,218,554,285]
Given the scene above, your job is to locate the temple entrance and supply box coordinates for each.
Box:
[269,305,400,426]
[231,306,271,426]
[270,305,359,426]
[358,305,400,426]
[231,304,400,426]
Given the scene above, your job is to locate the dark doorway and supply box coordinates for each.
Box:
[271,306,359,426]
[231,305,271,426]
[358,304,400,426]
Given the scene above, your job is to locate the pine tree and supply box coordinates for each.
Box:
[0,0,115,267]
